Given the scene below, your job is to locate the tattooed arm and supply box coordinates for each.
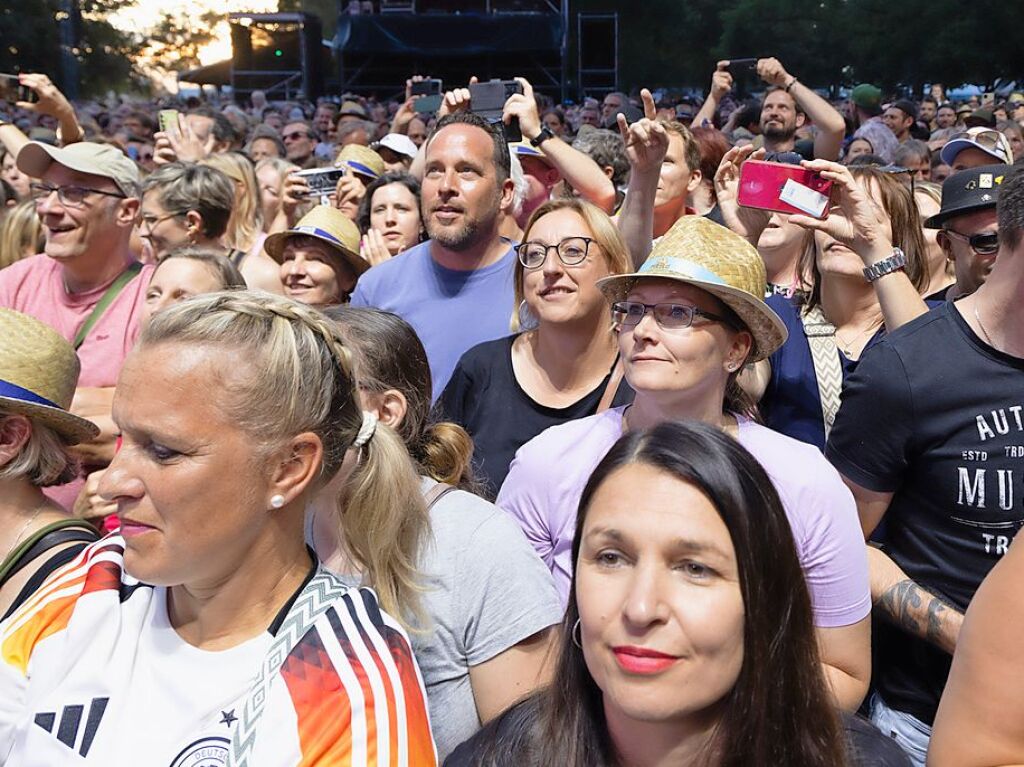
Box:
[868,545,964,655]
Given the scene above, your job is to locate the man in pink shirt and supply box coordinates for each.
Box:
[0,141,152,509]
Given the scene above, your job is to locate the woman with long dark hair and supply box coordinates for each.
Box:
[451,422,906,766]
[498,214,871,711]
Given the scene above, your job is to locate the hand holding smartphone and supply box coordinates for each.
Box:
[469,79,524,142]
[737,160,833,219]
[0,73,39,105]
[411,78,443,114]
[725,58,759,75]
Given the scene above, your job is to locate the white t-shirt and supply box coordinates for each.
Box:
[0,537,437,766]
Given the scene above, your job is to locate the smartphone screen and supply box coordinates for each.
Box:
[158,109,180,135]
[737,160,833,219]
[410,79,442,98]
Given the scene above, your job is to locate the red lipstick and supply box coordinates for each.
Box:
[612,646,679,675]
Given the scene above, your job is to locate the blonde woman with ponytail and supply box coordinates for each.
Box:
[318,306,562,762]
[0,291,436,765]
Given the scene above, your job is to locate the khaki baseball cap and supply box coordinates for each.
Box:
[17,141,141,198]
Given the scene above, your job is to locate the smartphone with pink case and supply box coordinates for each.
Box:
[738,159,833,219]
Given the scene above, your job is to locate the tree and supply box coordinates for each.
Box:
[0,0,141,97]
[140,10,223,75]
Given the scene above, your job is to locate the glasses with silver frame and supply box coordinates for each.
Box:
[612,301,737,331]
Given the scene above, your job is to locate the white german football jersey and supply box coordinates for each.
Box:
[0,537,437,765]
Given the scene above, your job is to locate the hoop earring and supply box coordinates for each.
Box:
[517,300,539,332]
[572,618,582,649]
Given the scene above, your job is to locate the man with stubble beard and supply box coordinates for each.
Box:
[756,58,845,160]
[351,112,516,400]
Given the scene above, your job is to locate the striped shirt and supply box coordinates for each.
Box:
[0,536,436,765]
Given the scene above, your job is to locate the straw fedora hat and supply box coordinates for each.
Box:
[596,216,788,361]
[334,144,385,182]
[264,205,369,278]
[0,308,100,445]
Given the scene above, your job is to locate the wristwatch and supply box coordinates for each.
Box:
[863,247,908,282]
[530,127,555,148]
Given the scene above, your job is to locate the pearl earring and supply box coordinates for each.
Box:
[270,494,285,509]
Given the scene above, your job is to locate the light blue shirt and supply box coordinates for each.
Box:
[350,239,517,400]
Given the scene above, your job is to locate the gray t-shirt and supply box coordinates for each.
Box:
[412,478,562,760]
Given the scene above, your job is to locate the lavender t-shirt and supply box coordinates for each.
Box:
[496,407,871,628]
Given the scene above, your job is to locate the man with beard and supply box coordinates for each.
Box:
[756,57,845,160]
[350,112,516,400]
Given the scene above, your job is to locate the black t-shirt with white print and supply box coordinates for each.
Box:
[827,301,1024,726]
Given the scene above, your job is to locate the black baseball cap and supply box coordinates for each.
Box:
[924,164,1007,229]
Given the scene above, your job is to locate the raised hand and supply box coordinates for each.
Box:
[503,77,541,140]
[711,62,734,100]
[757,57,793,88]
[787,159,894,264]
[617,88,668,175]
[438,76,478,119]
[361,228,398,265]
[715,145,770,244]
[155,113,215,164]
[15,73,75,122]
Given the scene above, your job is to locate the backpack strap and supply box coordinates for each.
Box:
[800,304,843,440]
[0,519,99,587]
[73,261,144,350]
[423,481,456,509]
[228,566,350,766]
[596,355,624,414]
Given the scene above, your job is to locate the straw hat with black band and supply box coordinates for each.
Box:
[0,308,100,445]
[596,215,788,362]
[264,205,369,279]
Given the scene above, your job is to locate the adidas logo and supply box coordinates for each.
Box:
[34,697,109,757]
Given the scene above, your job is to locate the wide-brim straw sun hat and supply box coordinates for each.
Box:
[0,308,100,444]
[334,144,385,182]
[264,205,369,278]
[596,216,788,362]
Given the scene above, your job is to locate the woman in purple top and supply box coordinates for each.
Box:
[497,214,872,711]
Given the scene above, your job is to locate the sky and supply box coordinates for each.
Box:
[109,0,279,67]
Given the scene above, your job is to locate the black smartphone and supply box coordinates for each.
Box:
[0,73,38,104]
[410,78,442,98]
[726,58,759,74]
[469,79,524,142]
[410,79,442,114]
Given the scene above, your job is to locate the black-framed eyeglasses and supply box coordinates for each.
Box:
[943,229,999,256]
[30,183,127,208]
[517,237,593,269]
[612,301,735,330]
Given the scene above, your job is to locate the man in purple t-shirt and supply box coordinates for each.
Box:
[0,141,151,508]
[351,112,517,400]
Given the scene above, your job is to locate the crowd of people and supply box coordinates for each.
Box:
[0,56,1023,765]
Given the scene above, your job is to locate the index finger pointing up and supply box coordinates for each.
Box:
[640,88,656,121]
